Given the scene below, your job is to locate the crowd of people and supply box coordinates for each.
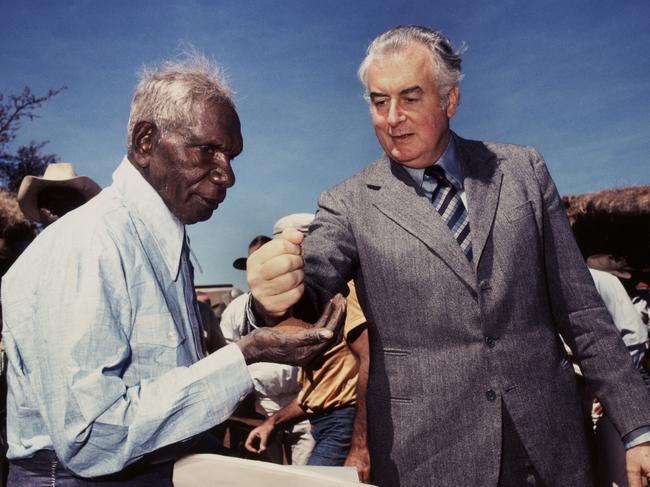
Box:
[0,24,648,487]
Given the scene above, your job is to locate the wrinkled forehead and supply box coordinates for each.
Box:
[367,44,436,91]
[183,98,240,129]
[174,100,243,148]
[370,42,434,72]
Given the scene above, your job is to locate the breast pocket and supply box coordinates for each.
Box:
[132,313,185,372]
[505,200,534,223]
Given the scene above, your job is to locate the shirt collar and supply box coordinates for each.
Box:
[112,156,185,280]
[402,135,464,192]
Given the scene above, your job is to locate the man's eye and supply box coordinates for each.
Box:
[373,99,388,108]
[404,97,419,104]
[199,145,219,156]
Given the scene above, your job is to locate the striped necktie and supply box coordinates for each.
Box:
[425,164,473,262]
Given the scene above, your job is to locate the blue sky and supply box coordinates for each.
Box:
[2,0,649,290]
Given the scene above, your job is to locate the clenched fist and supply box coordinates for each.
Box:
[247,228,305,318]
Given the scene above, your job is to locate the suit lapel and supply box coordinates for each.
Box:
[366,155,476,290]
[455,134,503,267]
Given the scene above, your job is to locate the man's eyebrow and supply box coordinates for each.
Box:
[369,86,423,99]
[369,91,388,100]
[400,86,423,96]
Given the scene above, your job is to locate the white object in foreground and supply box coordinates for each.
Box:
[173,454,376,486]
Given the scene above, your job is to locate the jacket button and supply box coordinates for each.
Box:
[485,336,496,348]
[486,389,497,401]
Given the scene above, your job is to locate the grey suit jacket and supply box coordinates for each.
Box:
[300,134,650,487]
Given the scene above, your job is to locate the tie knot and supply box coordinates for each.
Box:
[424,164,448,183]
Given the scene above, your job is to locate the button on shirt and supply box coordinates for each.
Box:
[1,157,252,477]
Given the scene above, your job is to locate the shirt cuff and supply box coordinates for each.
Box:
[192,343,253,419]
[623,427,650,449]
[245,294,261,330]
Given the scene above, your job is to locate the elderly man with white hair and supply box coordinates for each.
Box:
[1,54,343,485]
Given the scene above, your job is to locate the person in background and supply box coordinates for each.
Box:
[17,162,101,228]
[232,235,272,271]
[245,277,371,482]
[587,268,649,487]
[221,221,313,465]
[1,52,343,485]
[632,282,649,328]
[588,268,648,371]
[195,291,228,354]
[0,191,35,278]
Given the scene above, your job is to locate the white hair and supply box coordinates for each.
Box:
[358,26,466,110]
[127,51,235,150]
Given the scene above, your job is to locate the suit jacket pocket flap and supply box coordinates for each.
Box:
[506,200,534,223]
[380,348,410,356]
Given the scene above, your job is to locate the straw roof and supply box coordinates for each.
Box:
[563,185,650,225]
[563,185,650,275]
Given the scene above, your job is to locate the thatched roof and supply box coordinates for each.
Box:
[563,185,650,225]
[563,185,650,276]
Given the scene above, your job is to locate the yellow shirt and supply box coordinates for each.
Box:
[298,282,366,414]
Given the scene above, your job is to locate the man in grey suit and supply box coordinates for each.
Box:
[247,26,650,486]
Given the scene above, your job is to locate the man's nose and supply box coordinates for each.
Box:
[208,160,235,188]
[386,100,404,127]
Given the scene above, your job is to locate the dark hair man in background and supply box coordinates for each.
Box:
[232,235,272,271]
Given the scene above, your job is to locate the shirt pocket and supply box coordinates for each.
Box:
[132,313,185,372]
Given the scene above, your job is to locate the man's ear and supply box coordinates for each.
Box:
[445,86,460,119]
[130,121,158,168]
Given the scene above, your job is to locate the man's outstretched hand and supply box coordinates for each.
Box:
[237,294,345,366]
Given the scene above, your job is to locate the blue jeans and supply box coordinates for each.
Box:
[8,450,173,486]
[307,406,356,466]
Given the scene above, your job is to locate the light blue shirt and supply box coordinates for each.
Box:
[403,135,467,208]
[1,157,252,477]
[403,136,650,449]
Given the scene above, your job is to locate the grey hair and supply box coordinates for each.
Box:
[127,51,235,151]
[358,26,466,110]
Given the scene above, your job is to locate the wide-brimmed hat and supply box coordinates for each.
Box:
[17,163,101,222]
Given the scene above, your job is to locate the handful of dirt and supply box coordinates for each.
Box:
[274,317,313,334]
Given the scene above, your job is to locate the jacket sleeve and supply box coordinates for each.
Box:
[531,149,650,437]
[300,187,359,320]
